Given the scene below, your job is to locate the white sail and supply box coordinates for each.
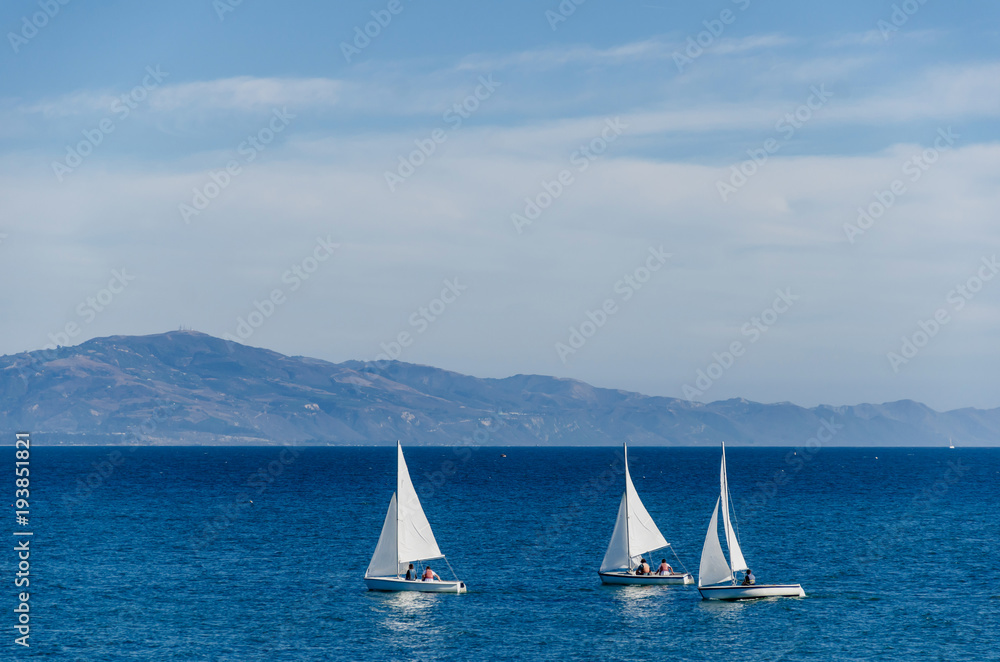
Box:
[719,444,748,573]
[395,443,444,564]
[365,493,400,578]
[600,494,631,572]
[623,450,669,560]
[600,444,669,572]
[698,498,734,587]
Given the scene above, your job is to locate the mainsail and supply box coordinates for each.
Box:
[600,443,669,572]
[396,443,443,564]
[719,444,748,573]
[365,443,444,578]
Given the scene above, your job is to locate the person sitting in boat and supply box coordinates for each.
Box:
[741,569,755,586]
[634,559,651,575]
[656,559,673,575]
[405,563,416,580]
[422,566,441,582]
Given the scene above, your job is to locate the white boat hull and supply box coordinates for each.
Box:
[698,583,805,600]
[599,571,694,585]
[364,576,467,594]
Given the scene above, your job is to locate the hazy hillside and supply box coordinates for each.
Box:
[1,331,996,446]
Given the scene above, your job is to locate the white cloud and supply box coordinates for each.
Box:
[712,33,798,55]
[21,91,120,118]
[12,76,342,119]
[454,37,674,72]
[823,62,1000,123]
[148,76,341,112]
[454,33,797,72]
[822,28,945,48]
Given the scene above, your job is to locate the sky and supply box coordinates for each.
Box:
[1,0,998,411]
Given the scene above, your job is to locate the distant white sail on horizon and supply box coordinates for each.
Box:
[600,443,670,572]
[365,443,443,579]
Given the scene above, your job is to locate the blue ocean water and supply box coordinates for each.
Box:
[12,445,1000,660]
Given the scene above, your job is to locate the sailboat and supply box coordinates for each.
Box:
[363,442,467,593]
[697,443,805,600]
[598,442,694,585]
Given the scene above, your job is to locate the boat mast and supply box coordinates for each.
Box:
[722,442,734,582]
[624,441,631,571]
[396,440,401,579]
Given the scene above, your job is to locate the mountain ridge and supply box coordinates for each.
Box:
[2,330,997,446]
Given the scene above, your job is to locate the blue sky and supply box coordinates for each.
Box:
[2,0,999,410]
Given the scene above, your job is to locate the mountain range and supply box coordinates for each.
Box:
[1,331,996,446]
